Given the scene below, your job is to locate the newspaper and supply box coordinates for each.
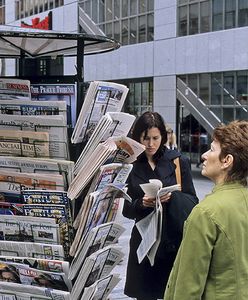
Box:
[22,203,73,258]
[0,99,67,123]
[0,256,69,275]
[71,81,129,144]
[0,129,49,157]
[68,138,117,200]
[0,288,51,299]
[69,222,125,279]
[69,136,145,200]
[80,273,121,300]
[0,282,70,299]
[0,78,31,100]
[0,170,65,203]
[31,83,76,127]
[112,135,146,164]
[0,156,74,187]
[73,162,132,230]
[73,112,135,175]
[22,190,69,205]
[0,114,68,159]
[0,202,24,215]
[70,246,124,300]
[0,215,59,244]
[0,261,72,291]
[89,162,133,193]
[136,180,181,266]
[0,240,64,260]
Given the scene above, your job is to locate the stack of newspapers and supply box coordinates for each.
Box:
[0,78,74,299]
[0,78,145,299]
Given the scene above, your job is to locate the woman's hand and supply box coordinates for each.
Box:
[160,192,172,203]
[142,195,156,208]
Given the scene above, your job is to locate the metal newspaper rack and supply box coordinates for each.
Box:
[0,25,120,161]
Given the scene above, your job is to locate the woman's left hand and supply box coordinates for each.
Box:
[159,192,172,203]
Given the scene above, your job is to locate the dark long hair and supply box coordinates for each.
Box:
[132,111,167,161]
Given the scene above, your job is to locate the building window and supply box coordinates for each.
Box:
[79,0,154,46]
[15,0,64,20]
[238,0,248,27]
[0,0,5,24]
[122,79,153,116]
[179,72,248,124]
[178,0,248,36]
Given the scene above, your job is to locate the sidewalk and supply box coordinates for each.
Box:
[109,166,214,300]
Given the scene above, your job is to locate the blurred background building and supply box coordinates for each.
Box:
[1,0,248,163]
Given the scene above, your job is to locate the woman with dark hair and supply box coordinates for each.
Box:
[164,120,248,300]
[122,111,198,300]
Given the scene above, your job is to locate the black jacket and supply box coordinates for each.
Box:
[122,147,198,299]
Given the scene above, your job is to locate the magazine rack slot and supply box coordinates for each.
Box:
[0,165,22,172]
[0,178,65,192]
[33,168,69,190]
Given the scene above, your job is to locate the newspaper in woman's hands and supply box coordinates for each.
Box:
[140,179,181,198]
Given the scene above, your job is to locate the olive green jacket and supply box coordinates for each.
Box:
[164,182,248,300]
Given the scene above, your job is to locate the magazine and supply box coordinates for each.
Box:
[71,81,129,144]
[0,129,49,157]
[0,78,31,100]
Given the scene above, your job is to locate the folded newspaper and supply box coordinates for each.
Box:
[136,180,181,266]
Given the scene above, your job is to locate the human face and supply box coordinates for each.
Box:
[201,140,225,184]
[2,271,17,282]
[140,127,162,160]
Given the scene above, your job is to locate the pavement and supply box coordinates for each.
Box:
[108,165,214,300]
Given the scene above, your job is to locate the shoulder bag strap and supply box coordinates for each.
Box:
[174,157,182,186]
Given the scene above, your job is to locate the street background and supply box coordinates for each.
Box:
[109,165,214,300]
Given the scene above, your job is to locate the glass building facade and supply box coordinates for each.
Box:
[178,0,248,36]
[79,0,154,45]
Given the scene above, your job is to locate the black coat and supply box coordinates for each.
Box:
[122,148,198,299]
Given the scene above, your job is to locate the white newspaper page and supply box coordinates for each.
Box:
[71,81,129,144]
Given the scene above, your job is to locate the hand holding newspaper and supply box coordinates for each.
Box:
[136,180,181,266]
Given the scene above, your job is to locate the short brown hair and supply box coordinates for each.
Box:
[213,120,248,186]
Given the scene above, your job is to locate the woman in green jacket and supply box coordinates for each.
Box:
[164,120,248,300]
